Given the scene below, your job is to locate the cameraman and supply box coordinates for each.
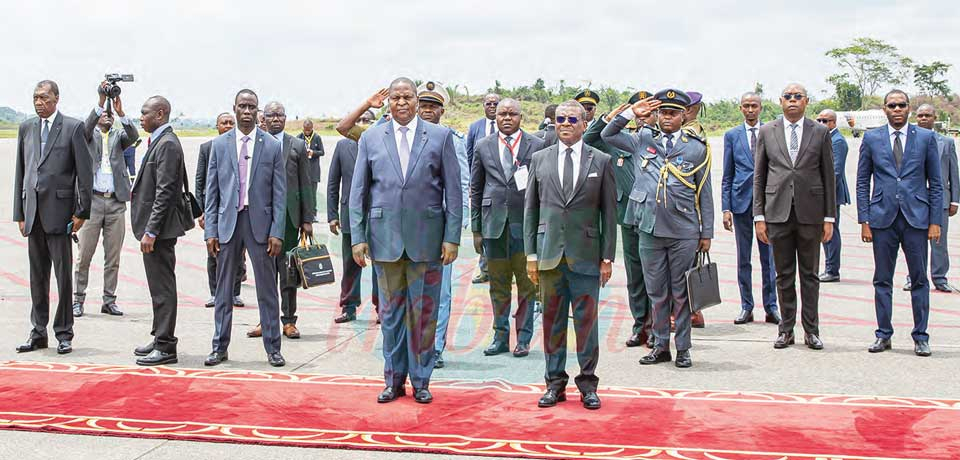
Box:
[73,81,139,318]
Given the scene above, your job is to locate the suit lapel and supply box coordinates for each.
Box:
[381,122,404,182]
[546,144,564,200]
[404,118,428,183]
[488,136,509,184]
[38,113,63,166]
[770,119,792,166]
[794,118,816,166]
[249,129,266,180]
[902,124,918,173]
[567,145,593,205]
[133,128,167,190]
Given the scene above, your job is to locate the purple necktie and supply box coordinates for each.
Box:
[238,135,250,209]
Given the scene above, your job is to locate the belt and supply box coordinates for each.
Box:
[93,191,114,198]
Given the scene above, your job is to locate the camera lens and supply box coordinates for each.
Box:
[106,84,121,98]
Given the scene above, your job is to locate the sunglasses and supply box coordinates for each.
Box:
[816,118,830,123]
[782,93,806,101]
[885,102,909,109]
[556,115,579,124]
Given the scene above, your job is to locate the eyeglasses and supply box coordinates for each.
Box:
[555,116,579,124]
[782,93,805,101]
[885,102,909,109]
[263,112,284,119]
[816,118,830,123]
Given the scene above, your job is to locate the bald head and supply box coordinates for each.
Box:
[140,96,171,133]
[263,101,287,135]
[495,98,523,136]
[916,103,938,130]
[817,109,837,130]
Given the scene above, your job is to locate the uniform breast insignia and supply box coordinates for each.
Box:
[617,157,624,167]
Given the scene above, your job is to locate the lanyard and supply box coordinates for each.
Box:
[498,132,522,165]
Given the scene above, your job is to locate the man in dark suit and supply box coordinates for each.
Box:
[859,90,943,357]
[471,98,545,358]
[130,96,192,366]
[247,101,315,339]
[817,109,851,283]
[328,110,379,324]
[754,83,836,350]
[525,100,616,410]
[73,82,139,318]
[906,104,959,293]
[204,89,287,367]
[297,118,325,213]
[196,113,244,308]
[533,104,558,147]
[349,77,463,404]
[14,80,92,355]
[466,93,501,284]
[722,92,779,325]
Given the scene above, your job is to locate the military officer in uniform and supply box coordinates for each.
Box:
[602,89,715,368]
[583,90,654,348]
[575,89,600,127]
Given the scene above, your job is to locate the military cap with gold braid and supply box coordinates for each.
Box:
[628,90,652,105]
[575,89,600,105]
[654,88,690,111]
[417,80,450,106]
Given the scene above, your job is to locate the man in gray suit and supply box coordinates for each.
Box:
[73,82,138,318]
[204,89,287,367]
[471,98,544,358]
[907,104,959,293]
[754,83,836,350]
[525,100,616,410]
[14,80,93,355]
[247,101,315,339]
[349,77,463,404]
[130,96,193,366]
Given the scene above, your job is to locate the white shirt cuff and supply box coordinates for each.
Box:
[526,254,537,261]
[619,110,636,121]
[824,217,836,223]
[95,107,104,116]
[754,215,765,222]
[952,202,959,206]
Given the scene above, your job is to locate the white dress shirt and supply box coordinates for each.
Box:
[754,119,834,223]
[235,126,258,209]
[557,139,583,188]
[39,110,58,152]
[887,124,907,152]
[744,121,760,148]
[485,118,498,137]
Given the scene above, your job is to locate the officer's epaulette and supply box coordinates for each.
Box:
[450,129,465,139]
[681,126,707,144]
[640,123,661,136]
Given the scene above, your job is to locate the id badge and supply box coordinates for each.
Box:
[513,165,529,191]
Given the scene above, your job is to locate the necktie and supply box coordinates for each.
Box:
[489,120,496,136]
[789,123,799,163]
[501,136,515,178]
[398,126,411,179]
[665,133,674,153]
[40,119,49,154]
[749,127,758,155]
[893,131,903,170]
[562,147,574,200]
[238,135,250,209]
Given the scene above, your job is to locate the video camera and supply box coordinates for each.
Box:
[101,73,134,98]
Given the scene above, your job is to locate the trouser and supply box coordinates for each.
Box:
[375,256,442,390]
[212,210,281,354]
[485,224,536,346]
[540,259,600,393]
[821,206,843,277]
[620,224,651,334]
[435,262,454,353]
[732,210,778,312]
[28,210,74,342]
[872,211,930,341]
[74,194,126,306]
[339,231,379,315]
[206,253,242,298]
[278,215,300,325]
[637,231,698,351]
[143,238,178,353]
[767,208,822,336]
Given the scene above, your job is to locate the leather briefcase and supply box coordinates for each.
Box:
[287,235,336,289]
[685,251,721,312]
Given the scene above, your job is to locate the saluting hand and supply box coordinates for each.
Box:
[367,88,389,109]
[631,97,661,120]
[605,103,631,123]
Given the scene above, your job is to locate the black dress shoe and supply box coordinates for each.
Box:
[137,349,178,366]
[538,389,566,407]
[334,312,356,324]
[204,350,228,366]
[16,337,48,353]
[57,340,73,354]
[818,272,840,283]
[471,272,489,284]
[72,302,84,318]
[903,280,913,291]
[101,303,123,316]
[414,388,433,404]
[267,352,286,367]
[734,310,754,325]
[233,296,245,307]
[675,349,692,368]
[645,334,655,349]
[805,333,824,350]
[580,391,601,410]
[934,283,952,293]
[914,340,932,357]
[434,351,445,369]
[134,342,155,357]
[204,297,215,308]
[639,347,672,365]
[377,386,406,403]
[774,332,795,349]
[513,343,530,357]
[868,337,891,353]
[483,341,509,356]
[625,333,643,347]
[765,310,782,325]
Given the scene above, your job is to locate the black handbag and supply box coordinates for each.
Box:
[180,162,202,219]
[287,234,336,289]
[685,251,721,313]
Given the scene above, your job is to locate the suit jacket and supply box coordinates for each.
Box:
[722,123,762,215]
[327,138,358,231]
[753,118,837,225]
[471,130,545,239]
[856,124,943,229]
[195,140,212,209]
[584,117,637,225]
[534,125,558,147]
[466,117,496,171]
[296,132,324,182]
[831,128,851,206]
[279,133,315,227]
[204,128,286,244]
[83,109,138,202]
[131,127,190,240]
[13,113,93,235]
[523,142,617,275]
[349,117,463,262]
[935,132,959,209]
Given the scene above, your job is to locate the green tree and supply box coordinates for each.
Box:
[913,61,953,97]
[825,37,913,100]
[827,73,863,110]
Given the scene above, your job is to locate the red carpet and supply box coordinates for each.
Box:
[0,360,957,459]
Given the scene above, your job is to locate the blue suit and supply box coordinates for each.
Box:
[204,128,287,354]
[349,117,463,390]
[721,124,777,313]
[466,117,496,170]
[821,128,851,276]
[856,124,943,341]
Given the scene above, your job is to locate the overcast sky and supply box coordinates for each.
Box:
[3,0,959,119]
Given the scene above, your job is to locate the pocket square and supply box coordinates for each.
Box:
[587,172,599,178]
